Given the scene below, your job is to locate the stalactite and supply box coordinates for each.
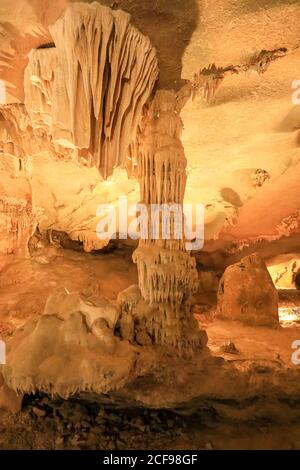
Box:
[24,47,56,133]
[32,2,159,178]
[23,3,203,357]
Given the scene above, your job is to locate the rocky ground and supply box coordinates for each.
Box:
[1,393,300,450]
[0,394,196,450]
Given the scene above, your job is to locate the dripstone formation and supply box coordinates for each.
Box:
[118,91,207,357]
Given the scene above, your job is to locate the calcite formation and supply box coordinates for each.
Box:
[217,254,279,326]
[0,104,46,157]
[22,3,204,358]
[24,3,159,178]
[0,153,38,265]
[0,197,35,256]
[24,47,56,134]
[20,2,159,254]
[1,289,140,397]
[118,90,207,356]
[189,48,288,103]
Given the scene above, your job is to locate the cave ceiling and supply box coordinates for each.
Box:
[0,0,300,268]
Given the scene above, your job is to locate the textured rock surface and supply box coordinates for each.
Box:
[1,288,142,397]
[0,245,299,446]
[120,90,207,356]
[24,3,159,178]
[267,254,300,290]
[0,374,22,413]
[217,254,279,326]
[0,153,38,267]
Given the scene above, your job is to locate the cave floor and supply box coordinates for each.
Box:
[1,396,300,450]
[0,246,300,450]
[1,245,299,366]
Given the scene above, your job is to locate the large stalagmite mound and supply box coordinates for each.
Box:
[1,289,144,397]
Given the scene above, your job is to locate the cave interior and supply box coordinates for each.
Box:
[0,0,300,451]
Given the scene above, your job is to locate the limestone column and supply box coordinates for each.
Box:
[119,90,207,357]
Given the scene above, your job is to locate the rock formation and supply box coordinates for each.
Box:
[0,374,22,413]
[0,104,44,266]
[0,152,38,268]
[216,253,279,326]
[24,3,159,178]
[0,104,47,157]
[22,3,205,358]
[1,0,300,451]
[268,254,300,290]
[1,289,141,397]
[24,47,56,136]
[118,90,207,357]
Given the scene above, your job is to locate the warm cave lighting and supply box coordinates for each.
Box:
[1,0,300,460]
[279,307,300,327]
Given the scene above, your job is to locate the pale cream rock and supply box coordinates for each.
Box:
[44,288,119,329]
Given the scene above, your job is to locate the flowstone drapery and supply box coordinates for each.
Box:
[24,2,159,178]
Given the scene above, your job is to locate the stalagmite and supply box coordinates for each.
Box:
[21,3,206,360]
[118,90,207,357]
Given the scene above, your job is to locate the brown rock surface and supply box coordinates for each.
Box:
[217,254,279,326]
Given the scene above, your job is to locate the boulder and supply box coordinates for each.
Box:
[217,254,279,326]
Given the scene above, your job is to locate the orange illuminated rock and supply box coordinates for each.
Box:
[1,290,138,397]
[217,254,279,326]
